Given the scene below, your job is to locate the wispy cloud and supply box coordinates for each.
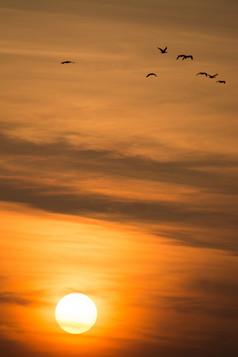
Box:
[159,295,238,319]
[0,292,34,306]
[191,277,238,296]
[1,131,238,251]
[1,131,238,194]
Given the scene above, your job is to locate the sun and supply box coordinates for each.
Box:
[55,293,97,334]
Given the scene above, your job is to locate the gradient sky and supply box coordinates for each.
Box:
[0,0,238,356]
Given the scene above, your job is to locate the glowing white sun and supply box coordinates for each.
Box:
[55,293,97,334]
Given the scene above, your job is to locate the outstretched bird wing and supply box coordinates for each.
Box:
[146,73,157,77]
[177,55,185,60]
[196,72,208,76]
[216,80,226,84]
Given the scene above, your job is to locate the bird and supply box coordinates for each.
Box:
[216,80,226,84]
[196,72,208,76]
[157,46,167,53]
[61,61,75,64]
[208,73,218,78]
[177,54,193,60]
[146,73,157,78]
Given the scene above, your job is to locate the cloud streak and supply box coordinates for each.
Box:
[0,292,34,306]
[1,131,238,251]
[1,131,238,194]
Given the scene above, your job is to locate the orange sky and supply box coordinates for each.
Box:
[0,1,238,356]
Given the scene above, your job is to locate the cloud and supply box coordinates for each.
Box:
[1,131,238,194]
[155,227,238,251]
[189,277,238,298]
[0,174,237,231]
[0,330,236,357]
[122,336,238,357]
[0,334,53,357]
[159,295,238,319]
[0,131,238,251]
[0,292,34,306]
[1,0,237,38]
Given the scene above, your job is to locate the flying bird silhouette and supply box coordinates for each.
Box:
[61,61,75,64]
[196,72,208,76]
[216,80,226,84]
[157,46,167,53]
[208,73,218,78]
[146,73,157,78]
[177,54,193,60]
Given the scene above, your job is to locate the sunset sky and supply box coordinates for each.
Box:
[0,0,238,356]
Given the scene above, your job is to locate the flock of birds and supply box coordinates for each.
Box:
[60,46,226,84]
[145,46,226,83]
